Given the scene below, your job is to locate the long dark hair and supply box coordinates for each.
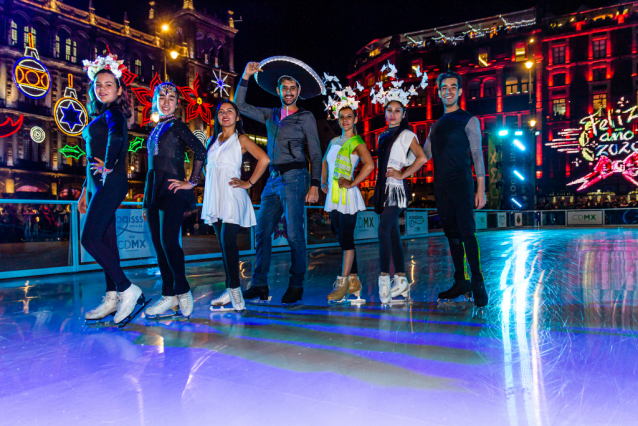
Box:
[380,101,410,148]
[207,99,245,149]
[86,69,132,119]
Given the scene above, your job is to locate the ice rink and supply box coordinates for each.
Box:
[1,228,637,425]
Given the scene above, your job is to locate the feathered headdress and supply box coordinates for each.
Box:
[322,73,365,120]
[370,61,428,107]
[82,53,127,81]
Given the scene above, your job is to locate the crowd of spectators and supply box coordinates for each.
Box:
[535,196,637,210]
[0,204,70,243]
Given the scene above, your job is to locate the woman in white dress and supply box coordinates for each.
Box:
[321,105,374,305]
[202,100,270,311]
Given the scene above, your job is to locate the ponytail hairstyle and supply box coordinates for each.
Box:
[86,69,132,119]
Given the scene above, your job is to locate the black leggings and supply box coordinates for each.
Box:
[434,179,483,283]
[146,192,190,296]
[329,210,358,274]
[378,206,405,274]
[213,221,242,289]
[81,174,131,293]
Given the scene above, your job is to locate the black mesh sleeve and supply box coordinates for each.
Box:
[175,121,207,185]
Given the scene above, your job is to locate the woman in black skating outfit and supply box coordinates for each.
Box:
[142,82,207,319]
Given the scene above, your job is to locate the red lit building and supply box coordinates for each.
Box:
[348,3,638,205]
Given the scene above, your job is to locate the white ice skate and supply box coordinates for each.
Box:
[176,291,194,318]
[210,289,233,312]
[389,275,411,304]
[114,284,150,327]
[378,275,391,304]
[85,291,119,324]
[144,295,179,318]
[228,287,246,312]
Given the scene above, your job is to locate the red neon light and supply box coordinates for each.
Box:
[120,68,138,86]
[536,136,542,166]
[426,176,433,183]
[131,72,163,126]
[568,153,638,191]
[0,114,23,138]
[179,73,212,125]
[536,170,542,179]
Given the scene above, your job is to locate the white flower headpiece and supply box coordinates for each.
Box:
[370,61,428,107]
[82,53,127,81]
[322,73,364,120]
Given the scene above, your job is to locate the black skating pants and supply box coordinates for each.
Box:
[81,174,131,293]
[329,210,358,274]
[146,192,190,296]
[213,221,242,289]
[434,176,484,283]
[378,206,405,274]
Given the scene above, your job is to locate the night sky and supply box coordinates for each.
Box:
[66,0,616,116]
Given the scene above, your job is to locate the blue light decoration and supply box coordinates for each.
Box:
[513,170,525,180]
[54,74,88,136]
[211,69,230,97]
[13,33,50,99]
[511,198,522,208]
[513,139,526,151]
[498,129,509,136]
[128,137,145,153]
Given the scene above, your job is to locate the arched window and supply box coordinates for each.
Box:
[23,25,36,49]
[55,29,76,63]
[131,55,142,77]
[505,76,519,95]
[483,79,496,98]
[468,80,480,100]
[9,20,19,46]
[65,37,77,63]
[94,41,108,60]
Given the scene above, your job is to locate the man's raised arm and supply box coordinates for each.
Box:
[235,62,272,124]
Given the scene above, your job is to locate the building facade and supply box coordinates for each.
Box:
[0,0,239,201]
[347,3,638,206]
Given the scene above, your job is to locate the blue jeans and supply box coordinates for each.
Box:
[253,168,309,288]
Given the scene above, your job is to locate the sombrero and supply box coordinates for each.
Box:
[255,56,325,100]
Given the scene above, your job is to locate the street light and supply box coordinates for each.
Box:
[161,24,169,32]
[530,119,537,127]
[170,50,179,60]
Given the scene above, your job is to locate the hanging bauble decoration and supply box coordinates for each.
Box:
[0,115,24,138]
[30,126,45,143]
[54,74,88,136]
[13,33,51,99]
[179,73,212,125]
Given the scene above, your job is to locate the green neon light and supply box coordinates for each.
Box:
[128,137,145,153]
[60,144,86,160]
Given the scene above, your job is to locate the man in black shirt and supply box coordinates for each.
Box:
[424,71,488,307]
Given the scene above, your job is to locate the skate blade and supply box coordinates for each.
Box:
[389,297,412,304]
[209,305,242,312]
[117,296,153,329]
[84,317,116,326]
[281,301,302,308]
[245,296,272,305]
[328,296,350,305]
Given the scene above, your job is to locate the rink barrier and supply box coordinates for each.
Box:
[0,200,633,280]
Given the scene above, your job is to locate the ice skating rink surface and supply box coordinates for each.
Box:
[1,228,637,426]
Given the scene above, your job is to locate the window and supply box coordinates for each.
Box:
[521,75,532,93]
[54,35,60,59]
[483,79,496,98]
[553,98,566,117]
[23,26,36,49]
[134,58,142,76]
[505,76,519,95]
[515,45,526,62]
[411,59,422,75]
[553,73,566,86]
[468,80,480,100]
[9,20,18,46]
[553,46,565,64]
[593,39,606,59]
[592,67,606,82]
[366,74,375,88]
[478,48,489,67]
[505,115,519,129]
[65,38,77,63]
[593,93,607,111]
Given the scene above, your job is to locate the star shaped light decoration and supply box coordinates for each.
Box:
[54,75,88,136]
[179,73,212,125]
[61,103,83,129]
[211,69,230,97]
[128,137,145,153]
[131,72,163,126]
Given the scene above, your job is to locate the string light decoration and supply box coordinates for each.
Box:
[13,33,50,99]
[179,73,212,125]
[128,137,145,153]
[30,126,45,143]
[131,72,163,126]
[54,74,88,136]
[211,69,230,97]
[0,115,24,138]
[60,144,86,160]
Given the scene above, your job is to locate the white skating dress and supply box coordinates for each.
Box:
[201,132,256,228]
[324,136,367,215]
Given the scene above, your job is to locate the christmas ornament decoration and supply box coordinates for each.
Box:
[179,73,212,125]
[54,74,88,136]
[131,72,163,126]
[192,130,207,145]
[30,126,45,143]
[13,33,50,99]
[0,115,24,138]
[60,144,86,160]
[128,137,145,153]
[211,69,230,97]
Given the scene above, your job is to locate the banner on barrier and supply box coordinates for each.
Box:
[406,210,428,236]
[514,212,523,226]
[497,212,507,228]
[354,210,379,240]
[80,209,156,262]
[567,210,603,225]
[475,212,487,230]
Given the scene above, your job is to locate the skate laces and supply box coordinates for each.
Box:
[229,288,241,304]
[154,296,173,308]
[213,290,229,303]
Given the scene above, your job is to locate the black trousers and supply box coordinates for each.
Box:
[434,177,484,283]
[146,192,190,296]
[213,221,242,289]
[329,210,358,274]
[378,206,405,274]
[81,174,131,293]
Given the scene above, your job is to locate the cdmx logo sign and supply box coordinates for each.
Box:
[572,213,597,221]
[356,215,375,229]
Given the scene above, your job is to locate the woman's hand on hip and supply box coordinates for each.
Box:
[168,179,195,193]
[229,178,251,189]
